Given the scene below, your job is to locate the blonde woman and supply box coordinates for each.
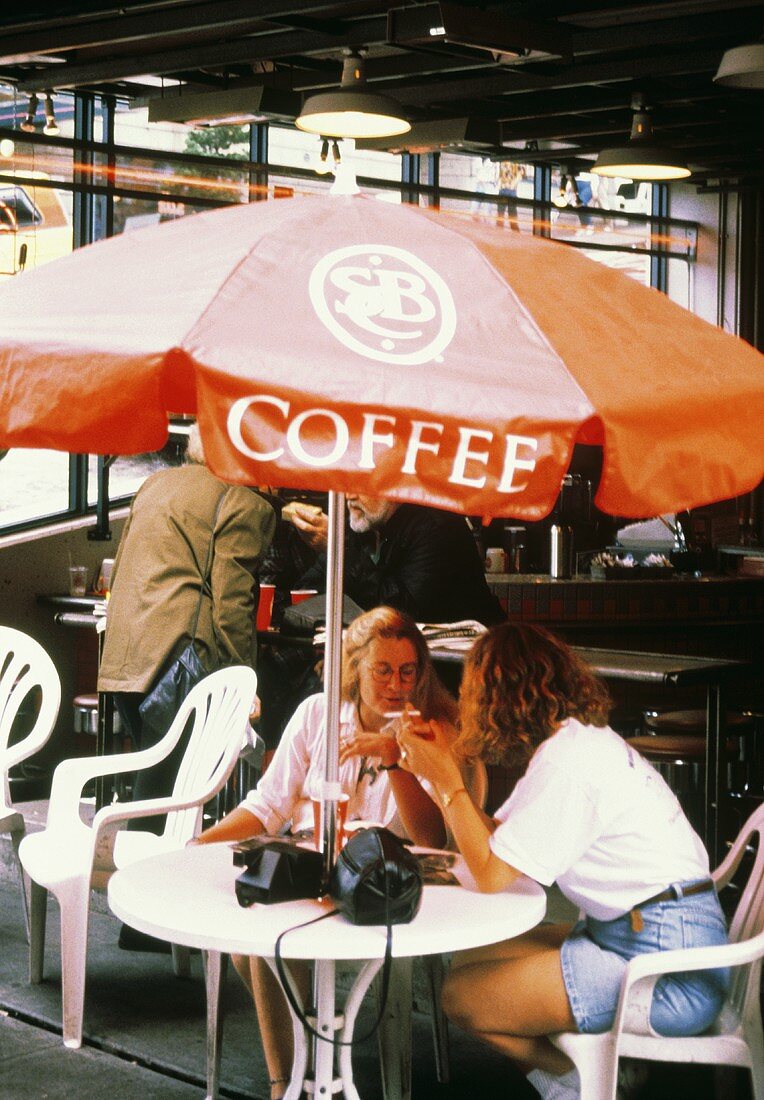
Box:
[194,606,465,1098]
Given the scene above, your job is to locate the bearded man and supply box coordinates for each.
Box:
[290,495,504,627]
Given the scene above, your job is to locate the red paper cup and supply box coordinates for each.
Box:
[256,583,276,631]
[312,793,349,852]
[290,588,318,605]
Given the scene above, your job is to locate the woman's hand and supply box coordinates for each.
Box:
[397,713,462,793]
[340,731,399,767]
[249,694,262,722]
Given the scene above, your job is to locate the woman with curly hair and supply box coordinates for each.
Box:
[397,623,729,1100]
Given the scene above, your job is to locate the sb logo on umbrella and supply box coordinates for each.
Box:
[309,244,456,366]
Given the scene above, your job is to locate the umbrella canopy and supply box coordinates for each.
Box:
[0,193,762,519]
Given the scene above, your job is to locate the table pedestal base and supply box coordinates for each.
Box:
[203,950,385,1100]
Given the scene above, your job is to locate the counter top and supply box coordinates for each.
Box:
[484,573,760,584]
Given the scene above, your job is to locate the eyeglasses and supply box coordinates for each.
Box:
[365,661,418,685]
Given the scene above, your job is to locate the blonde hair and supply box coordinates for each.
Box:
[185,423,206,465]
[341,606,457,724]
[457,623,611,766]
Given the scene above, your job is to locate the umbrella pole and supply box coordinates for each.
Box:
[320,489,346,883]
[308,491,345,1095]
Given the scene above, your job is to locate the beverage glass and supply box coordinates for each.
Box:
[485,547,506,573]
[312,793,349,852]
[68,565,89,596]
[256,583,276,630]
[290,588,318,605]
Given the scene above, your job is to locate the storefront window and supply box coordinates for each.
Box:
[440,155,537,231]
[0,449,70,527]
[87,438,187,507]
[0,124,74,280]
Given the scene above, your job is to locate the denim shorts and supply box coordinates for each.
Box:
[560,883,730,1035]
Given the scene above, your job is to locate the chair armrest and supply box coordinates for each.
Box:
[46,729,191,832]
[90,793,209,871]
[611,929,764,1038]
[93,792,209,832]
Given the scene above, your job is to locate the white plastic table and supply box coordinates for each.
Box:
[108,842,546,1100]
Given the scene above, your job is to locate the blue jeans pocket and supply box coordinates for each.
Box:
[649,902,730,1036]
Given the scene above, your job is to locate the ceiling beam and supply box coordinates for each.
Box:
[0,1,353,59]
[16,16,387,92]
[392,49,725,107]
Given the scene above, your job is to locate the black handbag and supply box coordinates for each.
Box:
[138,490,227,743]
[273,827,423,1046]
[329,826,423,926]
[280,593,364,637]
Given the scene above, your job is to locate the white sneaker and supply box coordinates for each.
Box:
[527,1067,580,1099]
[617,1058,649,1099]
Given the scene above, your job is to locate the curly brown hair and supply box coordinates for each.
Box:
[341,606,458,724]
[457,623,611,766]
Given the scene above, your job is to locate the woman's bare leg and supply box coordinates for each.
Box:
[450,922,573,970]
[231,953,311,1100]
[443,924,577,1076]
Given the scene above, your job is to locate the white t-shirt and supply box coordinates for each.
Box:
[241,694,408,837]
[489,719,709,921]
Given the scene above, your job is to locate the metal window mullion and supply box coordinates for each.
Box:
[72,93,95,249]
[250,123,268,201]
[102,94,116,238]
[650,183,668,292]
[402,153,420,206]
[534,165,551,238]
[68,453,88,513]
[427,152,439,208]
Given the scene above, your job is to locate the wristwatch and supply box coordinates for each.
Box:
[441,786,467,809]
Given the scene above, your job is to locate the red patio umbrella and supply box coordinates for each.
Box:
[1,193,762,877]
[0,193,761,520]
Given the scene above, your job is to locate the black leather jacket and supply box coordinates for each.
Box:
[301,503,504,626]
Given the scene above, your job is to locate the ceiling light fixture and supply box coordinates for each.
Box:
[296,49,410,140]
[713,38,764,88]
[147,85,301,126]
[20,94,39,133]
[356,116,499,154]
[315,137,342,175]
[43,92,59,135]
[592,94,690,181]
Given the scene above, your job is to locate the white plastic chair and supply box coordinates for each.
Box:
[19,663,257,1049]
[551,800,764,1100]
[0,625,61,940]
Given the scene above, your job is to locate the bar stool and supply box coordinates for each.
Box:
[629,708,758,840]
[73,693,127,800]
[73,693,123,745]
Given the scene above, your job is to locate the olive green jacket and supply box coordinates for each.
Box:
[98,463,275,694]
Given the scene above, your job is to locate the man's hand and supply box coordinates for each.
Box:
[290,505,329,553]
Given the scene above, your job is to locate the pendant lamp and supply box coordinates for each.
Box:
[592,94,690,181]
[296,50,410,140]
[714,40,764,88]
